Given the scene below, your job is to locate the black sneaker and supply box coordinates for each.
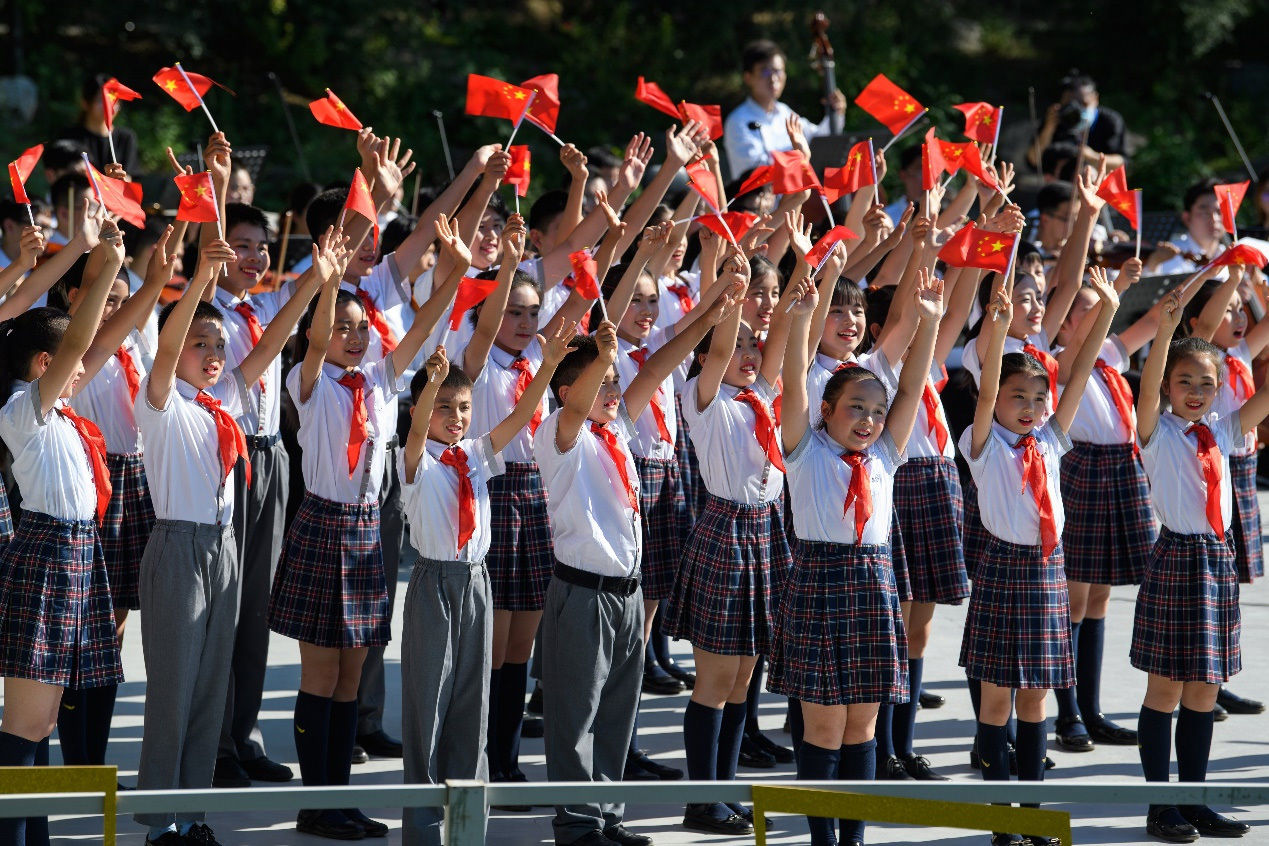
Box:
[182,823,223,845]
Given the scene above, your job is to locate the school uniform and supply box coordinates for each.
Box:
[269,356,403,649]
[1056,338,1156,585]
[470,340,555,611]
[664,376,790,655]
[133,376,244,828]
[1216,341,1262,582]
[958,421,1075,690]
[767,428,909,706]
[399,436,504,846]
[656,272,707,526]
[0,379,121,689]
[615,333,686,601]
[534,410,644,846]
[1130,412,1242,684]
[74,330,156,610]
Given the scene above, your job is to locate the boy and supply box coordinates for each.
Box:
[1145,178,1227,276]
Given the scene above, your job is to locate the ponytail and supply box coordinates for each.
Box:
[0,308,71,408]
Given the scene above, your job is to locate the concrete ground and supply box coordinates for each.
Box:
[24,497,1269,845]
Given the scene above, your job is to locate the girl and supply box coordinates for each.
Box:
[0,208,121,844]
[1132,285,1265,841]
[961,266,1118,846]
[770,267,944,846]
[269,215,466,839]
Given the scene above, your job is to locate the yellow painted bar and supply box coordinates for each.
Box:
[0,765,117,845]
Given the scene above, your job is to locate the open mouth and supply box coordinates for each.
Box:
[1018,416,1034,428]
[853,427,872,440]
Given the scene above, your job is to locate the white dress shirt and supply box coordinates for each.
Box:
[723,97,834,179]
[614,332,679,460]
[400,434,505,562]
[786,427,904,545]
[1214,340,1257,456]
[1141,411,1239,536]
[960,420,1072,547]
[212,284,295,438]
[1059,338,1135,445]
[468,339,547,464]
[0,379,98,521]
[74,330,152,454]
[681,376,784,504]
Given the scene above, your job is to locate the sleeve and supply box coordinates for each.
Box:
[369,354,407,400]
[754,376,778,403]
[960,424,1000,480]
[960,336,984,384]
[1140,414,1169,461]
[286,362,321,412]
[1214,412,1242,455]
[411,265,435,316]
[360,256,408,311]
[875,429,907,471]
[1104,337,1129,372]
[135,374,173,416]
[532,411,585,488]
[785,425,818,469]
[250,286,296,326]
[613,408,638,444]
[723,107,764,180]
[471,433,507,481]
[1041,418,1074,459]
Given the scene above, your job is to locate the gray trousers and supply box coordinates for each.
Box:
[219,439,289,762]
[135,520,240,827]
[401,556,493,846]
[358,443,412,736]
[542,576,644,844]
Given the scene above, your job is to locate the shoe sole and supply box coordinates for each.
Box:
[682,820,753,835]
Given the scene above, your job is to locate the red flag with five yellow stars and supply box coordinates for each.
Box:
[1096,165,1140,228]
[854,74,923,135]
[101,78,141,132]
[1215,181,1250,236]
[953,102,1000,144]
[823,140,877,197]
[152,66,231,111]
[174,171,219,223]
[506,145,532,197]
[309,89,363,131]
[344,168,379,249]
[938,223,1015,273]
[466,75,534,123]
[85,160,146,228]
[520,74,561,134]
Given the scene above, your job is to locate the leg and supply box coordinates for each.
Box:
[1014,688,1049,840]
[491,609,541,782]
[1079,586,1136,742]
[838,703,880,845]
[798,702,847,846]
[357,463,408,744]
[401,563,447,846]
[1138,674,1194,839]
[1055,582,1090,750]
[596,593,644,834]
[333,648,383,833]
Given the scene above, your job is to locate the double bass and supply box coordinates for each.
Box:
[810,12,842,135]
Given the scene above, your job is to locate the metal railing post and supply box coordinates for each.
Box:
[444,779,489,846]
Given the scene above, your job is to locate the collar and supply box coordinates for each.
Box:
[425,437,463,457]
[213,286,251,309]
[322,361,361,381]
[993,420,1039,449]
[816,352,850,372]
[816,426,868,458]
[744,96,779,117]
[489,343,524,370]
[174,378,201,401]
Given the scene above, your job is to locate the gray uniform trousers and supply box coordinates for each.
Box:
[542,576,645,844]
[401,556,493,846]
[135,521,240,827]
[219,438,289,762]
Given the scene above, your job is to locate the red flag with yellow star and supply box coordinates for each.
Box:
[678,101,723,140]
[937,140,998,191]
[1215,181,1250,236]
[921,128,947,191]
[771,150,823,195]
[938,223,1015,273]
[1212,243,1267,269]
[854,74,923,135]
[520,74,561,134]
[174,171,219,223]
[806,225,857,268]
[152,66,231,111]
[952,102,1000,144]
[823,140,876,196]
[686,159,722,211]
[85,160,146,228]
[506,145,531,197]
[1096,165,1139,228]
[344,168,379,249]
[309,89,363,131]
[101,78,141,132]
[465,75,534,123]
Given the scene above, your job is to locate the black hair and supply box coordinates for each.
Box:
[292,289,362,366]
[749,255,782,291]
[686,329,715,379]
[585,146,622,175]
[0,201,29,228]
[381,213,417,257]
[1182,178,1219,213]
[1163,337,1225,385]
[1035,181,1074,217]
[53,251,128,311]
[468,268,539,328]
[1180,279,1240,338]
[123,214,174,259]
[550,334,601,404]
[741,39,784,73]
[1061,70,1096,96]
[305,187,349,238]
[50,173,91,209]
[158,299,224,333]
[0,308,71,407]
[898,144,923,172]
[529,189,569,234]
[45,139,86,175]
[409,363,474,403]
[287,181,323,218]
[1040,142,1081,182]
[80,73,110,104]
[818,364,889,430]
[225,202,271,239]
[865,285,896,347]
[1000,350,1050,386]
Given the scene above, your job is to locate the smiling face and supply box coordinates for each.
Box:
[819,297,867,361]
[994,371,1050,436]
[473,211,505,270]
[1009,274,1045,340]
[176,318,227,390]
[1163,352,1221,422]
[741,270,780,335]
[1056,285,1099,347]
[618,274,659,343]
[1200,291,1249,349]
[493,284,541,355]
[223,221,271,297]
[822,377,889,452]
[585,366,622,424]
[427,385,472,445]
[324,299,370,369]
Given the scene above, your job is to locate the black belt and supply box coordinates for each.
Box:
[245,433,281,449]
[553,562,640,596]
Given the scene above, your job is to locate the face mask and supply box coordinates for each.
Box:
[1079,106,1097,127]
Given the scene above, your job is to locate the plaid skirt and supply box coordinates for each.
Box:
[1130,529,1241,684]
[888,513,912,602]
[664,493,791,656]
[894,457,969,605]
[633,455,686,601]
[1059,443,1156,586]
[0,476,12,550]
[674,392,706,528]
[487,462,555,611]
[98,453,156,610]
[0,511,122,688]
[767,540,908,705]
[1228,454,1263,583]
[962,475,993,581]
[269,493,391,648]
[959,535,1074,690]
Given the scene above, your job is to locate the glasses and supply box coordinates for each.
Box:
[759,67,787,79]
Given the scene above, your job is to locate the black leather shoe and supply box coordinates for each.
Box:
[737,736,776,769]
[901,753,949,781]
[571,833,620,846]
[355,730,403,758]
[970,737,982,770]
[641,669,685,695]
[342,809,388,838]
[1085,715,1138,745]
[296,809,366,840]
[662,663,696,690]
[211,756,250,788]
[1213,702,1228,721]
[878,754,913,779]
[1146,806,1200,843]
[749,731,795,763]
[991,834,1023,846]
[521,715,544,738]
[144,833,184,846]
[683,804,753,835]
[350,745,369,764]
[1023,837,1061,846]
[1054,715,1095,752]
[241,755,294,782]
[1180,804,1251,837]
[602,824,654,846]
[1216,687,1265,715]
[183,823,224,846]
[919,690,946,709]
[726,803,770,828]
[624,749,683,781]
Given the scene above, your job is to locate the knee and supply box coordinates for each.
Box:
[1015,690,1047,722]
[1086,586,1112,618]
[979,687,1013,726]
[842,708,879,745]
[301,665,340,698]
[907,624,931,658]
[1180,683,1219,712]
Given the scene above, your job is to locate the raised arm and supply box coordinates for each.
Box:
[298,266,341,403]
[148,239,234,410]
[403,348,450,483]
[696,268,745,412]
[557,144,590,246]
[0,201,104,321]
[0,226,46,302]
[556,320,618,452]
[1053,267,1119,433]
[606,222,670,326]
[81,225,178,378]
[1189,265,1243,342]
[1137,290,1184,444]
[432,149,510,280]
[387,144,492,274]
[874,214,938,365]
[971,274,1012,458]
[463,215,527,380]
[489,322,577,453]
[888,269,945,454]
[393,214,469,370]
[842,203,912,283]
[936,266,984,365]
[611,123,707,257]
[1042,163,1106,339]
[780,276,820,453]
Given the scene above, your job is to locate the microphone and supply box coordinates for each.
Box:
[747,121,762,131]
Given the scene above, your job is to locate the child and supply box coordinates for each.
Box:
[769,267,943,846]
[961,266,1118,846]
[0,210,121,845]
[268,216,465,839]
[536,278,742,846]
[1131,286,1264,842]
[398,319,572,846]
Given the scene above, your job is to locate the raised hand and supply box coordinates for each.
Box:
[914,267,945,320]
[594,319,619,361]
[561,143,589,180]
[985,203,1026,234]
[1159,288,1184,332]
[435,213,473,268]
[372,135,416,195]
[784,209,813,258]
[703,275,747,326]
[987,275,1013,334]
[16,226,45,270]
[471,143,503,170]
[312,225,353,282]
[424,346,449,385]
[482,149,511,184]
[98,219,126,266]
[200,238,238,273]
[616,133,654,192]
[203,131,233,184]
[75,199,108,251]
[784,115,810,160]
[596,189,624,233]
[664,121,705,168]
[637,220,673,254]
[145,226,180,287]
[502,213,528,263]
[787,274,819,315]
[540,320,580,367]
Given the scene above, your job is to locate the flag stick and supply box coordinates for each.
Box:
[989,106,1004,166]
[1135,190,1143,261]
[205,169,229,278]
[514,192,520,216]
[432,110,456,181]
[276,210,293,287]
[506,91,538,149]
[533,123,565,146]
[175,62,220,134]
[106,131,119,168]
[1205,93,1259,182]
[881,108,928,153]
[410,170,423,218]
[67,184,75,238]
[868,137,878,188]
[819,192,835,228]
[436,321,452,357]
[81,154,104,204]
[24,204,34,227]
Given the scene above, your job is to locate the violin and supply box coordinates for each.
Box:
[1088,241,1209,270]
[810,12,841,135]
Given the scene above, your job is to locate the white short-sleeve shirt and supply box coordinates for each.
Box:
[1059,337,1135,445]
[959,420,1072,547]
[614,332,679,460]
[469,339,547,464]
[73,330,151,454]
[785,427,905,545]
[807,349,894,430]
[1214,340,1257,456]
[0,380,99,521]
[400,434,505,562]
[212,284,296,437]
[1141,411,1239,535]
[681,376,784,503]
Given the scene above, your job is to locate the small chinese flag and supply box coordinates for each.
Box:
[921,128,947,191]
[806,225,857,268]
[635,77,680,119]
[466,74,534,123]
[771,150,822,195]
[8,144,43,205]
[1215,181,1250,236]
[1212,243,1268,269]
[520,74,561,134]
[938,140,998,191]
[344,168,379,249]
[506,145,532,198]
[678,101,724,140]
[152,66,230,111]
[101,78,141,132]
[734,165,774,197]
[85,161,145,227]
[854,74,923,135]
[823,140,877,196]
[1096,165,1140,228]
[568,250,601,300]
[952,102,1000,144]
[450,276,501,330]
[937,223,1016,273]
[309,89,363,131]
[174,171,219,223]
[686,159,721,212]
[697,212,757,242]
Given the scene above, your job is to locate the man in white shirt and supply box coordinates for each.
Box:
[723,39,846,179]
[1145,179,1227,276]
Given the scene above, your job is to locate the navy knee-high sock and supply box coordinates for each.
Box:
[1076,617,1106,720]
[486,667,502,778]
[967,677,982,720]
[1175,706,1214,784]
[788,698,804,754]
[1055,621,1082,722]
[717,702,747,781]
[293,691,332,787]
[838,739,876,844]
[495,661,527,777]
[893,658,924,758]
[744,657,765,736]
[55,689,87,765]
[874,704,895,761]
[328,699,358,787]
[0,731,39,844]
[797,742,841,846]
[651,602,676,672]
[1138,706,1174,816]
[683,701,721,781]
[1007,690,1017,746]
[84,683,118,765]
[1015,719,1047,793]
[27,737,49,846]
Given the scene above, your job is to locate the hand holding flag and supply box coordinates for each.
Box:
[83,156,145,228]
